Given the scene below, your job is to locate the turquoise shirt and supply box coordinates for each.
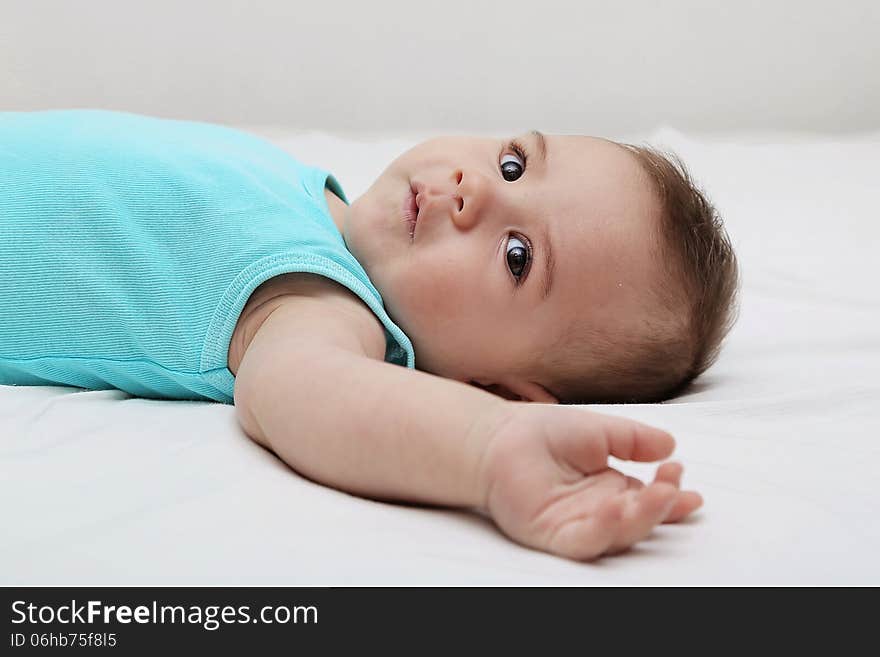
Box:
[0,110,415,404]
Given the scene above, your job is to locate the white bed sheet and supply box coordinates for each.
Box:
[2,126,879,585]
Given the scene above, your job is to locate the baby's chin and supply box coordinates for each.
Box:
[341,200,379,267]
[401,333,475,381]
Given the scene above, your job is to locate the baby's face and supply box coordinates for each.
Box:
[337,133,662,401]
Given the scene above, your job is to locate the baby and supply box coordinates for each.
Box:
[0,110,738,561]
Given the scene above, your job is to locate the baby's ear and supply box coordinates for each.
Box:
[471,379,559,404]
[470,381,523,401]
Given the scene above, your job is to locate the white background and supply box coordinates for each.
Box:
[2,0,878,135]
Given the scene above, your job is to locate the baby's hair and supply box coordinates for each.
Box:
[537,142,740,404]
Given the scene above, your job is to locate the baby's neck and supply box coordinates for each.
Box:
[324,187,347,236]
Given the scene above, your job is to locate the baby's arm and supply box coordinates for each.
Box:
[233,295,701,560]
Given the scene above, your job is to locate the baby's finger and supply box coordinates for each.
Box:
[554,411,674,476]
[654,461,683,488]
[547,496,624,562]
[592,412,676,463]
[607,482,678,554]
[662,490,703,523]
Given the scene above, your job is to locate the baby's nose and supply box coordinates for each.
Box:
[449,168,490,231]
[416,183,462,222]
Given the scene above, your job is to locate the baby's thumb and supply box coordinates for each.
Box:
[558,410,675,474]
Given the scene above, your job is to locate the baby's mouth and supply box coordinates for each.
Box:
[403,183,420,240]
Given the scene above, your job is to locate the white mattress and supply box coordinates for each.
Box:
[2,126,879,585]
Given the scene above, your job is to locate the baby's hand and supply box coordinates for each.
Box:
[476,403,702,561]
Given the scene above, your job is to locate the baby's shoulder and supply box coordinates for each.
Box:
[227,273,386,375]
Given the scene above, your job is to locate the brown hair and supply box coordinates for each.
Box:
[538,143,740,404]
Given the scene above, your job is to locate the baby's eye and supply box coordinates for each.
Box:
[500,141,528,182]
[505,234,531,282]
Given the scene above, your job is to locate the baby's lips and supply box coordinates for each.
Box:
[411,181,425,210]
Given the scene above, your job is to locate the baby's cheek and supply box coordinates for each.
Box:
[400,267,459,325]
[397,266,462,328]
